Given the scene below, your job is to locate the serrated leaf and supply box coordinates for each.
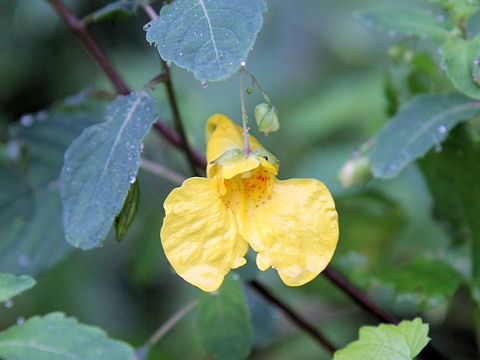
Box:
[0,273,35,302]
[145,0,267,81]
[367,93,480,178]
[419,125,480,303]
[356,5,453,43]
[334,318,430,360]
[197,275,253,360]
[443,36,480,99]
[83,0,139,24]
[0,110,99,275]
[375,257,462,311]
[60,91,157,250]
[0,312,134,360]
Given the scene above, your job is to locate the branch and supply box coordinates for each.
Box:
[47,0,130,95]
[324,266,399,324]
[323,266,450,360]
[248,280,337,353]
[161,61,201,176]
[136,300,196,359]
[140,158,186,185]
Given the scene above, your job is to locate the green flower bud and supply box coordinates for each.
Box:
[338,155,373,188]
[254,103,279,135]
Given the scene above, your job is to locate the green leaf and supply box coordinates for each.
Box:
[0,312,134,360]
[0,273,36,302]
[435,0,479,23]
[145,0,267,81]
[0,110,99,275]
[60,91,157,250]
[443,36,480,99]
[83,0,139,24]
[334,318,430,360]
[356,5,453,43]
[197,275,253,360]
[419,125,480,303]
[114,180,140,241]
[375,257,462,311]
[367,93,480,178]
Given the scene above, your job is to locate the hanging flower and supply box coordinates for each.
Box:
[160,114,339,292]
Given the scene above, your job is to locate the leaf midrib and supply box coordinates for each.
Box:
[0,340,80,359]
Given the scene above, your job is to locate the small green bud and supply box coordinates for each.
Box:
[115,180,140,242]
[254,103,279,135]
[338,155,373,188]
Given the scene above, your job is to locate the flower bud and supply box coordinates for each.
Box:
[338,155,373,188]
[254,103,279,135]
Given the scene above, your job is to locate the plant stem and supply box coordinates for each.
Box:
[324,266,399,324]
[143,72,168,91]
[323,266,450,360]
[152,120,207,168]
[160,61,200,176]
[147,300,196,346]
[136,299,196,359]
[140,158,186,185]
[239,71,251,157]
[141,2,159,21]
[47,0,130,95]
[249,280,337,353]
[241,68,270,104]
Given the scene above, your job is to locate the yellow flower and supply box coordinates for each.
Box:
[160,114,339,292]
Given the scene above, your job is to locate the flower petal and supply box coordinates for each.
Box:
[238,176,338,286]
[206,114,244,178]
[205,114,278,179]
[161,177,248,291]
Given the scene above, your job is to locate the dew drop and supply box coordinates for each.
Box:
[18,254,30,267]
[240,60,246,67]
[166,61,171,67]
[201,81,208,88]
[434,143,442,152]
[179,52,183,56]
[17,316,25,325]
[37,111,47,122]
[440,62,447,70]
[20,115,34,127]
[129,175,136,184]
[438,125,447,134]
[4,299,13,308]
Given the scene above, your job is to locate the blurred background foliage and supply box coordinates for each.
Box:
[0,0,477,359]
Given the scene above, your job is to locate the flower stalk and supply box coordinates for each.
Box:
[239,71,251,157]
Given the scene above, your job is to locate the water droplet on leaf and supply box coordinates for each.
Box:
[20,115,34,127]
[18,254,30,267]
